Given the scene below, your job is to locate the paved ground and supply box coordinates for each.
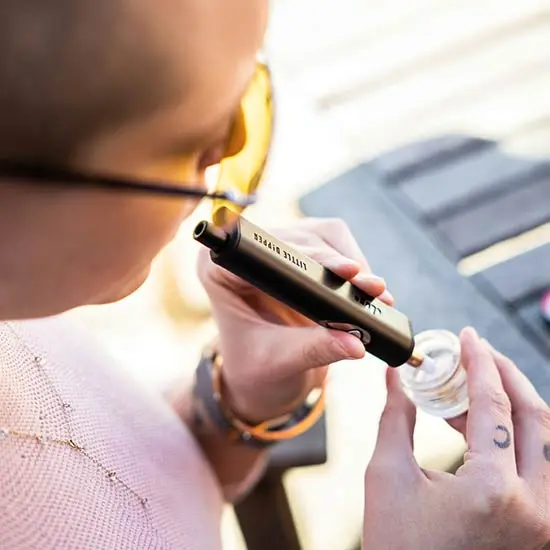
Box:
[74,2,550,549]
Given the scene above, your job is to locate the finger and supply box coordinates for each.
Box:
[349,272,390,303]
[301,219,394,305]
[314,223,395,303]
[304,244,388,300]
[483,339,546,409]
[262,324,366,377]
[460,328,517,472]
[376,289,395,306]
[369,368,421,478]
[446,412,468,439]
[303,245,362,280]
[292,220,393,304]
[297,217,371,271]
[349,272,394,306]
[483,339,550,483]
[303,239,391,302]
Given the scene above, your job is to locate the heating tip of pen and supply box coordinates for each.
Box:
[407,350,437,374]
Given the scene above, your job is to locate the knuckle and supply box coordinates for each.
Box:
[470,477,550,544]
[365,458,390,487]
[526,405,550,432]
[302,245,333,262]
[485,485,517,512]
[325,336,350,364]
[532,514,550,546]
[323,217,348,232]
[302,344,324,367]
[490,391,512,416]
[474,477,520,515]
[520,498,550,544]
[310,249,348,270]
[324,218,353,241]
[277,228,310,247]
[302,336,344,367]
[476,390,512,417]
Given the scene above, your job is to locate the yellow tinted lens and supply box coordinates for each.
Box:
[212,63,273,226]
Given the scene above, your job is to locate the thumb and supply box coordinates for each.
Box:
[265,325,366,376]
[370,368,420,473]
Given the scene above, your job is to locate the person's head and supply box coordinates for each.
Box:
[0,0,269,319]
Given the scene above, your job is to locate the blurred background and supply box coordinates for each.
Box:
[72,1,550,549]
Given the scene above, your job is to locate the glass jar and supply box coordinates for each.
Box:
[398,329,468,419]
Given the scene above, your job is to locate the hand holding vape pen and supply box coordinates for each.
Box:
[193,217,427,368]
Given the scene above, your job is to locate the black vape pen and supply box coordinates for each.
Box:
[193,217,421,367]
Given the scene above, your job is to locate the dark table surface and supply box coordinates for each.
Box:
[301,134,550,402]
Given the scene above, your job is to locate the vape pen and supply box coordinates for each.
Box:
[193,217,425,368]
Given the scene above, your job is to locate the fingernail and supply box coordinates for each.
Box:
[462,326,478,341]
[353,273,385,286]
[340,334,366,359]
[378,289,394,303]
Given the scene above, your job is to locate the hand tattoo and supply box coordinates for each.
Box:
[543,443,550,462]
[493,425,511,449]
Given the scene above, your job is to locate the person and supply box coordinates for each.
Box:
[0,1,548,548]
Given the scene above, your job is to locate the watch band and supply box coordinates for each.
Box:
[193,352,274,449]
[193,344,326,448]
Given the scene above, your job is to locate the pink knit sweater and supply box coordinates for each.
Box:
[0,316,224,549]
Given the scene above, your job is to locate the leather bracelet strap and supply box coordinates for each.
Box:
[193,345,326,448]
[193,353,274,449]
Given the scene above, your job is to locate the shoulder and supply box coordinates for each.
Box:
[0,313,124,379]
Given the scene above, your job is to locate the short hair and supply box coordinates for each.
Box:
[0,0,182,164]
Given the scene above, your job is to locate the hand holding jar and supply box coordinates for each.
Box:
[362,328,550,550]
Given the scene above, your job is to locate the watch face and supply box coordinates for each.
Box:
[540,290,550,324]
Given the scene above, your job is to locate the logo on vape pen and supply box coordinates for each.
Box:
[253,232,308,271]
[353,293,382,316]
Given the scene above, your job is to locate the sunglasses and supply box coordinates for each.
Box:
[0,62,274,227]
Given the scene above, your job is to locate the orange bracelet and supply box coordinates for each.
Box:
[210,349,326,443]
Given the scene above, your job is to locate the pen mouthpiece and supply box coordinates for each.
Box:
[193,221,228,253]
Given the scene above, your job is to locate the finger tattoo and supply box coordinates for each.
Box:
[493,425,512,449]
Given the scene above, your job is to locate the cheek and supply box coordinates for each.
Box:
[90,196,196,282]
[85,199,197,304]
[75,154,204,292]
[127,199,196,260]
